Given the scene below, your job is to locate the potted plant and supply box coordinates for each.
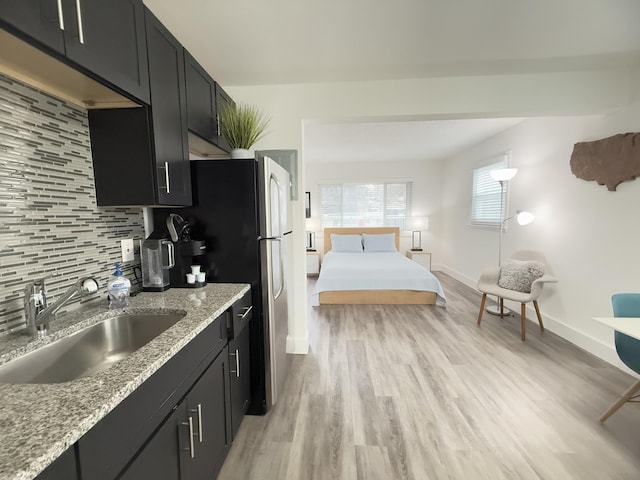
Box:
[219,103,270,159]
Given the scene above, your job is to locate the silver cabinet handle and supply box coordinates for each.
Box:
[182,418,195,458]
[190,405,203,443]
[197,404,203,442]
[164,161,171,193]
[56,0,65,29]
[216,114,220,136]
[75,0,84,44]
[237,305,252,319]
[230,350,239,378]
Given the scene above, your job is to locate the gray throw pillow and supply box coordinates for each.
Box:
[498,259,545,293]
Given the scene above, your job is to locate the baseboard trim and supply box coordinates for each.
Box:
[440,265,625,371]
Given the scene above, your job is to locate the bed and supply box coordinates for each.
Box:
[310,227,447,306]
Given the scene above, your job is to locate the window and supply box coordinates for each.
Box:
[471,154,509,227]
[319,182,412,229]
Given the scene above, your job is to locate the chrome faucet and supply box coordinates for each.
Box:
[24,276,99,338]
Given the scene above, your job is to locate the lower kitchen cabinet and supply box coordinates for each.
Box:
[229,321,251,439]
[181,346,231,479]
[120,347,231,480]
[119,404,183,480]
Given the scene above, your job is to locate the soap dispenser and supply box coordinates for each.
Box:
[108,263,131,309]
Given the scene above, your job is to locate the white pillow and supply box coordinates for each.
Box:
[498,259,545,293]
[330,234,363,253]
[362,233,396,252]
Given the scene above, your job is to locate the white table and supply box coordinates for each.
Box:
[592,317,640,340]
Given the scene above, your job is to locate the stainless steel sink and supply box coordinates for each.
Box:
[0,313,185,384]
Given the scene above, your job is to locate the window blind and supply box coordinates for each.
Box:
[319,182,412,229]
[471,157,508,226]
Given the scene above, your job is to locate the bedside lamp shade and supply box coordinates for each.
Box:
[305,217,320,251]
[407,216,429,251]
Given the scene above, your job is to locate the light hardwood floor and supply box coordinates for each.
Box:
[218,273,640,480]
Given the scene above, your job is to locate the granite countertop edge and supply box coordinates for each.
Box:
[0,283,250,480]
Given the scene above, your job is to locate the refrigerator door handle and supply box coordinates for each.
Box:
[258,236,281,242]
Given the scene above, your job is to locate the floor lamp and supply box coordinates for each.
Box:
[486,168,535,315]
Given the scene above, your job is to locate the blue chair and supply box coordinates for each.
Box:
[599,293,640,423]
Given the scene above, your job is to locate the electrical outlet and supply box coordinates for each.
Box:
[121,239,135,262]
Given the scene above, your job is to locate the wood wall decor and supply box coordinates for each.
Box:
[570,132,640,191]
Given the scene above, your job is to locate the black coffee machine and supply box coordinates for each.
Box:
[166,214,207,288]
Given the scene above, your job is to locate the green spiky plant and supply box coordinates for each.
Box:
[219,103,270,150]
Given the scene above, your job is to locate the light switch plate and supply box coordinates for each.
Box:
[121,239,135,262]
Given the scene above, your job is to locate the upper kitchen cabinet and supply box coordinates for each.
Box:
[144,7,190,205]
[0,0,150,104]
[215,83,234,152]
[88,8,191,207]
[184,50,234,156]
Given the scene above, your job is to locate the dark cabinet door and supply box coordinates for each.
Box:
[180,346,231,480]
[61,0,149,103]
[0,0,65,54]
[229,322,251,439]
[215,83,234,152]
[119,404,183,480]
[34,446,77,480]
[145,7,191,206]
[184,50,216,143]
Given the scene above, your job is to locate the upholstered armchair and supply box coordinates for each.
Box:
[476,263,557,341]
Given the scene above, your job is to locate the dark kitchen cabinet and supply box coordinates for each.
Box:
[180,346,232,480]
[228,292,253,438]
[184,50,217,144]
[215,83,234,152]
[119,347,231,480]
[184,50,234,155]
[229,321,251,438]
[88,7,191,207]
[78,313,228,480]
[144,7,190,206]
[0,1,65,54]
[119,405,183,480]
[34,446,78,480]
[0,0,150,103]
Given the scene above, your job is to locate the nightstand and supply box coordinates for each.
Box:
[406,251,431,271]
[306,251,320,276]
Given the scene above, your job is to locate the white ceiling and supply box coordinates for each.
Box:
[304,118,524,163]
[143,0,640,163]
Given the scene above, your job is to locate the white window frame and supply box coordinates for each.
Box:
[318,181,413,229]
[470,152,510,228]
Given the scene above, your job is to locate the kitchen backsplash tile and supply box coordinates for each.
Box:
[0,73,144,336]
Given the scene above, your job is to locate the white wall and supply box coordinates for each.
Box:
[305,159,444,263]
[441,101,640,369]
[227,67,639,359]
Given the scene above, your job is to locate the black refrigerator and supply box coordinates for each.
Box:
[152,155,293,415]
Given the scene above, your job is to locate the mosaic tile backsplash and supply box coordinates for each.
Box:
[0,73,145,335]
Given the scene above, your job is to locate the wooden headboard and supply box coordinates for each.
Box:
[324,227,400,251]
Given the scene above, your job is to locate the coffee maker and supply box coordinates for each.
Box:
[165,214,207,288]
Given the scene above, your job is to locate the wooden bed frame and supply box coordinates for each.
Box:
[318,227,437,305]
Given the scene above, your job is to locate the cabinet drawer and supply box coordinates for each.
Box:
[231,290,252,338]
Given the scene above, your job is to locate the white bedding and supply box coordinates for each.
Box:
[311,251,447,307]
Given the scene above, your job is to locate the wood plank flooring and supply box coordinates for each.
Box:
[218,273,640,480]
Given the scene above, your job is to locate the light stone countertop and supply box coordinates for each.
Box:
[0,283,250,480]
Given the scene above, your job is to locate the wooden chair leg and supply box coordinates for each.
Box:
[599,378,640,423]
[500,297,504,317]
[477,294,487,326]
[533,300,544,332]
[521,303,526,341]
